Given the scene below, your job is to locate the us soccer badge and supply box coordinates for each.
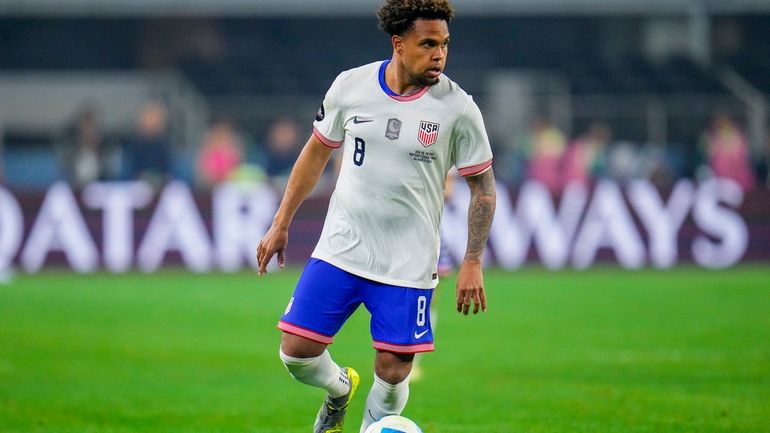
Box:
[418,120,439,147]
[385,118,402,140]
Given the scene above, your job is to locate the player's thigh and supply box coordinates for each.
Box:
[363,284,435,353]
[278,258,362,346]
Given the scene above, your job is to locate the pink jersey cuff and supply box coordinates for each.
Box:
[278,320,334,344]
[373,340,435,354]
[313,128,343,149]
[458,159,493,177]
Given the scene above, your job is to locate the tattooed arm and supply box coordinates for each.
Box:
[456,168,496,315]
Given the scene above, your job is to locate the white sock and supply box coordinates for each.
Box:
[279,349,351,398]
[359,374,410,433]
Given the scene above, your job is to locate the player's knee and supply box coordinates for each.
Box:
[278,334,331,385]
[279,349,314,382]
[375,364,411,384]
[375,352,414,384]
[280,332,326,358]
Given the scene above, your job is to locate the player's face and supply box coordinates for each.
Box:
[397,19,450,87]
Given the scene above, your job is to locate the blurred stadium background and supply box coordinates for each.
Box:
[0,1,769,432]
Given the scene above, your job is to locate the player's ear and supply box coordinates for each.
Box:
[392,35,403,54]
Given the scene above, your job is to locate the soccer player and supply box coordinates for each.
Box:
[256,1,496,432]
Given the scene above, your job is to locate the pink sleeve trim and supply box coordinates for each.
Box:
[373,340,435,354]
[458,159,493,177]
[312,128,343,149]
[278,320,334,344]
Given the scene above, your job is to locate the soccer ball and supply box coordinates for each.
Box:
[364,415,423,433]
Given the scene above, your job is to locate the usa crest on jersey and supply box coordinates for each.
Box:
[418,121,440,147]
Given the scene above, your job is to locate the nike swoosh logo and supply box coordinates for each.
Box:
[414,329,429,339]
[353,116,373,124]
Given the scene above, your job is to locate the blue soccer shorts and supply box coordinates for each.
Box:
[277,258,434,354]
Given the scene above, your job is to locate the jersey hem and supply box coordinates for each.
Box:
[311,251,438,289]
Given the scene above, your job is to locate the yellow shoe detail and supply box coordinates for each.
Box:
[315,367,360,433]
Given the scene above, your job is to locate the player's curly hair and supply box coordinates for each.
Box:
[377,0,455,36]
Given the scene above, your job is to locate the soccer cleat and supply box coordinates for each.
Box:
[313,367,360,433]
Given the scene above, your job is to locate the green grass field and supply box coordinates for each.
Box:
[1,266,769,433]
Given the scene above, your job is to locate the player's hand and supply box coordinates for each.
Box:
[455,259,487,315]
[256,225,289,275]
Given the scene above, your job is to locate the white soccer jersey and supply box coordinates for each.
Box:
[311,60,493,289]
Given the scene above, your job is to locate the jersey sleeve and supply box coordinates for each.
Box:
[312,72,347,149]
[452,98,493,177]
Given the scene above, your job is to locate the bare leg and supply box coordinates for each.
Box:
[280,332,327,358]
[374,350,414,384]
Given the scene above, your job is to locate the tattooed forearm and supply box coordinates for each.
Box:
[465,168,496,262]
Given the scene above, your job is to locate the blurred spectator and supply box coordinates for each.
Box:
[57,105,118,187]
[606,141,642,183]
[563,122,610,187]
[125,100,172,185]
[0,132,5,184]
[699,113,755,191]
[760,131,770,187]
[196,121,243,187]
[641,145,677,188]
[264,118,302,179]
[524,118,567,194]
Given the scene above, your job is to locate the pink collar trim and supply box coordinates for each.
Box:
[378,60,431,102]
[387,86,430,101]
